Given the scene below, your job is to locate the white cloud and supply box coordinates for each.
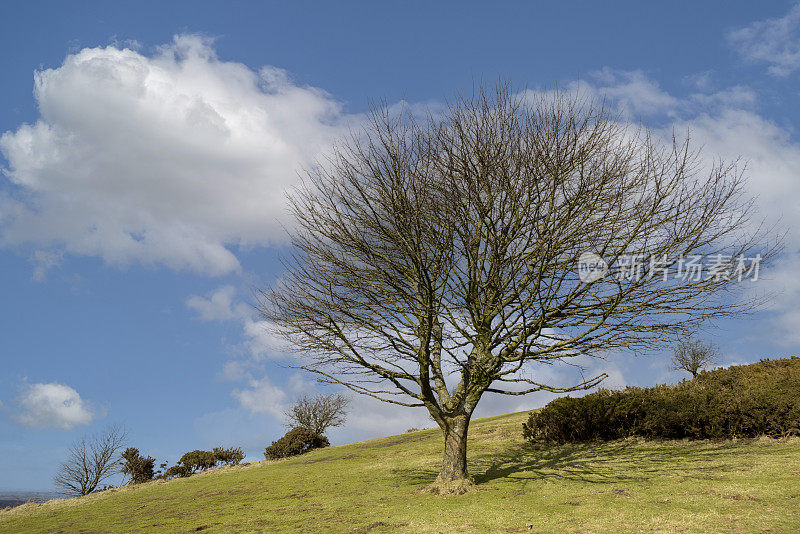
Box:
[330,395,431,440]
[242,317,292,358]
[666,109,800,236]
[573,72,800,344]
[583,68,679,117]
[15,382,97,430]
[187,284,290,360]
[661,108,800,344]
[230,372,314,418]
[728,4,800,76]
[186,285,246,321]
[560,69,757,123]
[219,359,258,382]
[231,375,289,418]
[0,35,353,275]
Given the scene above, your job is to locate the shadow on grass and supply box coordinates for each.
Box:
[393,439,748,487]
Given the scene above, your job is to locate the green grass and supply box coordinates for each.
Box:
[3,411,800,533]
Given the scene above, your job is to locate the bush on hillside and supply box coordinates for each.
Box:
[163,464,189,479]
[178,450,217,474]
[212,446,245,466]
[158,445,246,479]
[120,448,155,484]
[523,357,800,444]
[264,427,330,460]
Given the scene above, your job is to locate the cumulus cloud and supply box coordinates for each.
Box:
[15,382,98,430]
[728,4,800,76]
[0,35,353,275]
[666,110,800,234]
[659,107,800,344]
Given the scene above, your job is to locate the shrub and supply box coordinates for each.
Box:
[212,446,245,466]
[523,357,800,444]
[120,448,155,484]
[163,464,189,479]
[264,427,330,460]
[159,445,245,479]
[178,450,217,474]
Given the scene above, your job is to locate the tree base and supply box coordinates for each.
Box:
[419,477,475,496]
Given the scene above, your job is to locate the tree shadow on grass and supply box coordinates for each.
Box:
[474,440,747,485]
[393,439,748,487]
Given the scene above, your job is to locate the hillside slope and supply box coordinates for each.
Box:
[2,411,799,533]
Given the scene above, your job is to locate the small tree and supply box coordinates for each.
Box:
[672,338,719,378]
[120,448,155,485]
[53,425,127,496]
[284,393,351,435]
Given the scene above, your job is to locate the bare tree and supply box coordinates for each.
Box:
[54,425,127,496]
[671,338,720,378]
[260,82,779,486]
[284,393,351,435]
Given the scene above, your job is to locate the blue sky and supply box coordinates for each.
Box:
[1,1,800,491]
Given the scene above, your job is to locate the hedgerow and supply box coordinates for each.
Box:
[523,357,800,444]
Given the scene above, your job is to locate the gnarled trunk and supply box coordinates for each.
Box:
[437,415,470,482]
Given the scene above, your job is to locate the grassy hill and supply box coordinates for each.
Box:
[2,411,799,533]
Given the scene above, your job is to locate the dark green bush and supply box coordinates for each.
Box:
[163,464,189,479]
[212,446,245,466]
[264,427,330,460]
[120,448,155,484]
[178,450,217,473]
[159,445,245,479]
[523,357,800,444]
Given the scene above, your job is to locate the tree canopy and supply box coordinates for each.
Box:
[260,82,779,484]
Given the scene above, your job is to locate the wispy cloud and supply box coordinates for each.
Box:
[727,4,800,76]
[29,250,62,282]
[185,284,289,360]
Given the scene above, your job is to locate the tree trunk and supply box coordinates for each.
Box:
[437,415,470,482]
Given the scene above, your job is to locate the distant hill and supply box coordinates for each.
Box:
[0,492,59,510]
